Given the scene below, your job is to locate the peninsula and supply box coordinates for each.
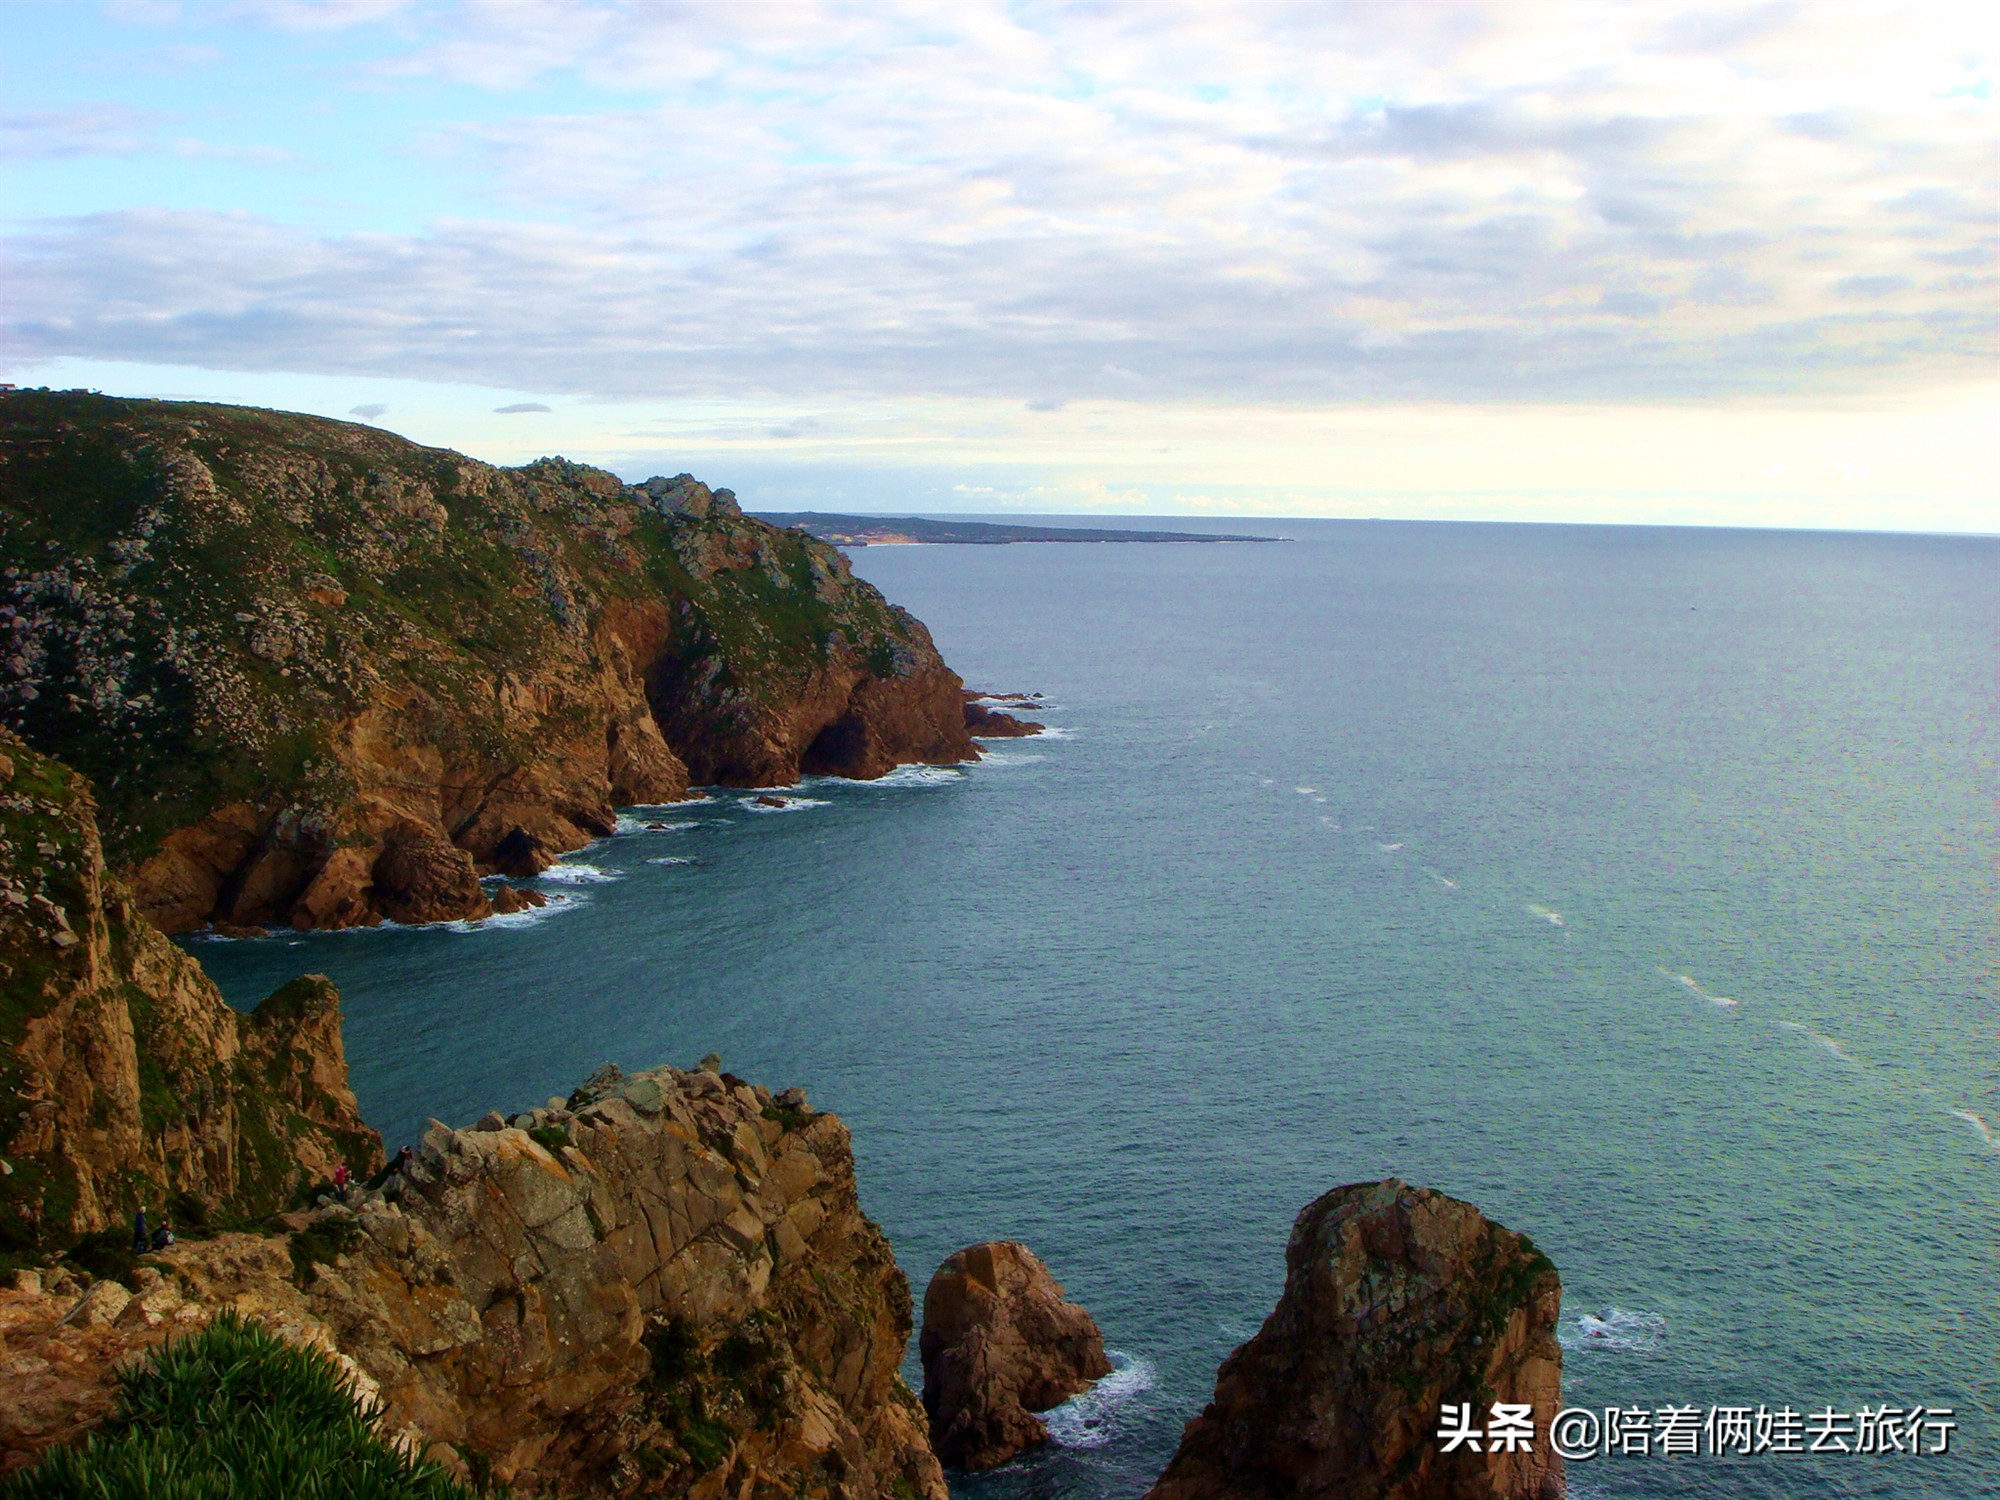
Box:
[752,512,1279,546]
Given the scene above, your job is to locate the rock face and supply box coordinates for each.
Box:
[0,731,381,1254]
[0,391,978,933]
[1147,1181,1563,1500]
[919,1240,1112,1470]
[2,1063,948,1499]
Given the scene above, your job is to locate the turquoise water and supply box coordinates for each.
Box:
[194,521,1997,1498]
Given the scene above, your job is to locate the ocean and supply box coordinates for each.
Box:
[193,519,1998,1498]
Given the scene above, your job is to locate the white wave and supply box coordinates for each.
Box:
[974,751,1042,766]
[867,765,963,788]
[1950,1110,1998,1150]
[1376,842,1403,853]
[1042,1351,1158,1450]
[1031,725,1075,740]
[1295,786,1317,795]
[1562,1308,1666,1354]
[1423,868,1459,890]
[1774,1019,1855,1064]
[738,795,831,813]
[1526,904,1564,927]
[1258,777,1275,785]
[536,863,620,885]
[1313,796,1327,804]
[615,814,704,835]
[1320,817,1341,830]
[1659,968,1738,1008]
[645,855,698,866]
[442,892,582,933]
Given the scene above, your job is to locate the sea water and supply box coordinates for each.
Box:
[194,520,1998,1498]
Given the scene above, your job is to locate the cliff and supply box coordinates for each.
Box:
[2,1063,946,1500]
[1147,1180,1563,1500]
[0,729,380,1258]
[0,391,976,933]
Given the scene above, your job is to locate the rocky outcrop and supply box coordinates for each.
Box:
[919,1240,1111,1471]
[2,1062,947,1500]
[1147,1181,1563,1500]
[0,731,381,1255]
[962,692,1044,738]
[0,391,979,932]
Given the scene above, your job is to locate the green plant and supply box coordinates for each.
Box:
[0,1311,480,1499]
[526,1124,570,1156]
[288,1215,365,1285]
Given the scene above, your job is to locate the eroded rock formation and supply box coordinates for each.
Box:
[919,1240,1111,1470]
[0,730,381,1254]
[0,391,978,932]
[1147,1180,1564,1500]
[1,1063,947,1500]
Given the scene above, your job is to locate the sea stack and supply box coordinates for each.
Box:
[1146,1180,1563,1500]
[919,1240,1112,1470]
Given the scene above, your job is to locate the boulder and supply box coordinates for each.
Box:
[1145,1180,1563,1500]
[920,1240,1111,1470]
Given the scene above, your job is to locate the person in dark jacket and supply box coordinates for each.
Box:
[131,1206,148,1254]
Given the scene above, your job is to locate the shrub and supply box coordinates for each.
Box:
[0,1311,480,1499]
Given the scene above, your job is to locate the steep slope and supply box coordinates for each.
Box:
[0,730,380,1257]
[0,391,975,932]
[1,1063,947,1500]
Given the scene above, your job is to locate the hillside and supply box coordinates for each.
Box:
[754,511,1277,545]
[0,391,977,932]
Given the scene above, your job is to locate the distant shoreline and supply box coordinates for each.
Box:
[752,511,1283,546]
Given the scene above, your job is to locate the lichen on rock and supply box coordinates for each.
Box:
[1146,1180,1564,1500]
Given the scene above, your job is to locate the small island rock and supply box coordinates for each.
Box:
[920,1240,1112,1470]
[1146,1180,1563,1500]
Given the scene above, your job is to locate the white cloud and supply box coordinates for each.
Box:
[2,0,1993,417]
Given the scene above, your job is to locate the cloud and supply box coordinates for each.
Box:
[3,2,1993,406]
[348,401,388,417]
[493,401,551,413]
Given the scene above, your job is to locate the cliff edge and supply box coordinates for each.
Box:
[0,391,976,932]
[0,729,380,1257]
[1,1063,946,1499]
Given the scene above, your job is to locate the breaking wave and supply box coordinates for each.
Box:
[1562,1308,1667,1354]
[1042,1351,1158,1450]
[536,863,619,884]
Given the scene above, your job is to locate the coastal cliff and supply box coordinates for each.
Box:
[0,729,380,1256]
[2,1063,946,1499]
[0,391,976,933]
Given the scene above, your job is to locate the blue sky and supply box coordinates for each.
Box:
[3,1,1995,530]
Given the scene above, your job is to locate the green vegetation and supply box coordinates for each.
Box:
[0,1312,480,1500]
[525,1124,570,1156]
[288,1214,365,1285]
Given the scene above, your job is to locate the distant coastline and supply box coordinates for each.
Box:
[752,511,1283,546]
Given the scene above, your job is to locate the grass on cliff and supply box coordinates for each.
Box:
[0,1311,481,1500]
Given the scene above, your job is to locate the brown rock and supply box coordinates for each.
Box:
[964,702,1045,737]
[370,825,490,925]
[1145,1180,1563,1500]
[920,1240,1112,1471]
[0,1063,948,1500]
[0,732,381,1252]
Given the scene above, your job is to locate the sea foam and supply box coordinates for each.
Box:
[1041,1351,1158,1450]
[1562,1308,1667,1354]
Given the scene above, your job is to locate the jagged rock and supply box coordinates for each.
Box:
[920,1241,1111,1471]
[0,391,978,933]
[1146,1180,1564,1500]
[0,1063,947,1499]
[0,732,381,1251]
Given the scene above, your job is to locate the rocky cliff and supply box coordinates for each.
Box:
[2,1062,946,1500]
[0,729,380,1257]
[0,391,977,932]
[1147,1180,1563,1500]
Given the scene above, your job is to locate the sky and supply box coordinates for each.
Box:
[1,0,1994,530]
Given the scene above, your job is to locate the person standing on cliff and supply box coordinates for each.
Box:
[333,1161,351,1202]
[131,1206,148,1254]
